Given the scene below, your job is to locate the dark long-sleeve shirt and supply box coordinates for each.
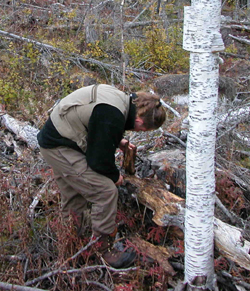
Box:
[37,102,136,183]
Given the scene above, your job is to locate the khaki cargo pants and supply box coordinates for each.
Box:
[40,146,118,236]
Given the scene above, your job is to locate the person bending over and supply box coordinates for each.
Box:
[37,84,166,268]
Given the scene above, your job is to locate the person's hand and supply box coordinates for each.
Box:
[119,138,136,153]
[115,173,124,186]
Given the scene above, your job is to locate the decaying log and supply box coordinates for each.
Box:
[0,114,39,150]
[124,176,185,229]
[130,235,175,275]
[124,175,250,271]
[214,218,250,271]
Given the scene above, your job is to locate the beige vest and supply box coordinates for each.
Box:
[50,84,130,152]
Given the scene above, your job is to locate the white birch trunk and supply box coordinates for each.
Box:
[183,0,224,289]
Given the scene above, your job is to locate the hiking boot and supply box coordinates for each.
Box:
[94,230,136,268]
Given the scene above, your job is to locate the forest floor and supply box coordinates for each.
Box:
[0,116,250,291]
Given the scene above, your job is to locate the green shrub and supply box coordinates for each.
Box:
[125,25,189,73]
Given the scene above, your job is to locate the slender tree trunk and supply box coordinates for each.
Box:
[183,0,224,289]
[234,0,240,21]
[120,0,126,89]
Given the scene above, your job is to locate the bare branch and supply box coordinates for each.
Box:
[162,131,186,148]
[0,281,47,291]
[229,34,250,45]
[0,29,62,52]
[222,24,250,32]
[215,194,239,225]
[25,263,139,287]
[220,51,249,59]
[130,0,155,24]
[28,178,53,219]
[160,99,181,118]
[217,105,250,129]
[85,281,112,291]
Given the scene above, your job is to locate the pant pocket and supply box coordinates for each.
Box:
[57,147,88,176]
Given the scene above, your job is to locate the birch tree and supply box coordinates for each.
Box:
[183,0,225,289]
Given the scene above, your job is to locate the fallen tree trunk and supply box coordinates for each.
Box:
[0,114,39,150]
[124,175,250,271]
[214,218,250,272]
[124,176,185,229]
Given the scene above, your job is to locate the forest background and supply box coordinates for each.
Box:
[0,0,250,290]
